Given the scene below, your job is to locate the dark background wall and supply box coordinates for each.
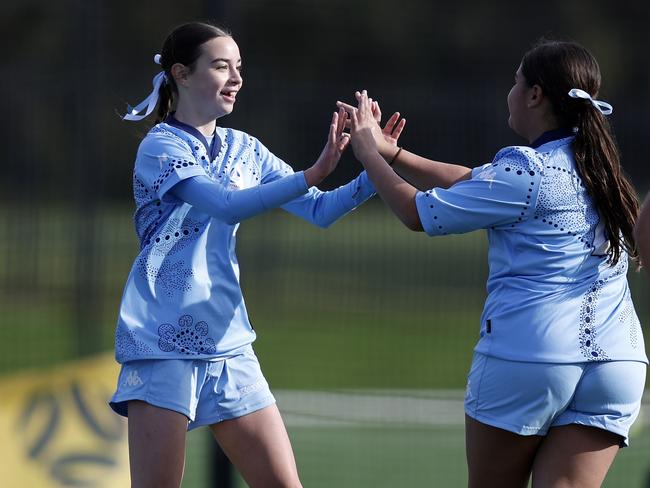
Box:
[3,0,649,203]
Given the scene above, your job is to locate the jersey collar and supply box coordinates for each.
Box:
[529,127,575,149]
[164,113,221,161]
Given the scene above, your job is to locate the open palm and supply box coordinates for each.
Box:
[371,101,406,149]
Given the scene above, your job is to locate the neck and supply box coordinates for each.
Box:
[526,123,559,144]
[524,104,560,143]
[174,104,217,137]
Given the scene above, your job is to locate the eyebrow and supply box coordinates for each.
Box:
[211,58,242,64]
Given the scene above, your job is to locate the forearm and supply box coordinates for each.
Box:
[282,171,375,228]
[383,146,471,190]
[360,150,423,231]
[171,174,308,224]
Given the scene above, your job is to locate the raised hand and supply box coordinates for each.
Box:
[349,90,381,162]
[304,108,351,187]
[337,96,405,157]
[371,101,406,149]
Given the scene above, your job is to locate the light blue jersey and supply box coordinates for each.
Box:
[415,134,647,364]
[115,117,375,363]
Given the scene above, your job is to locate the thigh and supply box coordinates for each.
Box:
[210,404,301,488]
[128,400,189,488]
[466,415,543,488]
[531,424,620,488]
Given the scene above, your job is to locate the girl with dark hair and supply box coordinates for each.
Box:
[340,39,647,487]
[110,22,393,488]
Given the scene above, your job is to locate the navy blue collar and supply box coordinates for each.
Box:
[164,113,221,161]
[529,127,574,149]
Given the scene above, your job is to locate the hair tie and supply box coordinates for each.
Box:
[123,71,166,121]
[153,53,162,65]
[568,88,613,116]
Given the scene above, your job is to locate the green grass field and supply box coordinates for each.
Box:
[2,202,650,486]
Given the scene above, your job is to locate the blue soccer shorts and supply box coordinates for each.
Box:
[109,345,276,429]
[464,352,646,446]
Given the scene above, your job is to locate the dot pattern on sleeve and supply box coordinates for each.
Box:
[157,314,216,355]
[151,157,198,193]
[488,147,544,230]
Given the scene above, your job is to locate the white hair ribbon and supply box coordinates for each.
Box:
[568,88,613,116]
[123,54,167,121]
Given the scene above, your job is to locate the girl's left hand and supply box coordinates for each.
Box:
[370,100,406,149]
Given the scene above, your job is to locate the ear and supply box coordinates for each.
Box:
[170,63,190,87]
[527,84,544,108]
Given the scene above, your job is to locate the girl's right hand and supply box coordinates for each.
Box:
[304,108,350,187]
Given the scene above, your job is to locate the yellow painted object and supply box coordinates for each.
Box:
[0,353,129,487]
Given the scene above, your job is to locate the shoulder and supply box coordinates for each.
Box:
[138,123,193,157]
[492,145,545,174]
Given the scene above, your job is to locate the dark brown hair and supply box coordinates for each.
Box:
[521,39,639,264]
[155,22,232,123]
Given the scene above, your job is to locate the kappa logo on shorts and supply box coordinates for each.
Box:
[123,370,144,387]
[238,379,266,396]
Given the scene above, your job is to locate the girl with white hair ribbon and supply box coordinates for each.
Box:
[340,38,645,488]
[110,21,400,488]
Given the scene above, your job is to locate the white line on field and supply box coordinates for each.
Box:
[275,389,650,429]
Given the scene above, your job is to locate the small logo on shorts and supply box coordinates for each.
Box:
[123,370,143,387]
[239,379,266,396]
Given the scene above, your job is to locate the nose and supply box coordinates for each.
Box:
[230,68,242,85]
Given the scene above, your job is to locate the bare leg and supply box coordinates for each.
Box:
[531,425,620,488]
[127,401,189,488]
[210,404,302,488]
[466,415,543,488]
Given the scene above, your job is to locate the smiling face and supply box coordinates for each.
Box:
[178,36,243,120]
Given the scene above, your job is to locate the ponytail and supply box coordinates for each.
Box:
[573,110,639,263]
[155,81,174,124]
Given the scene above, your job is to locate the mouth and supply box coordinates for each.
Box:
[220,90,238,103]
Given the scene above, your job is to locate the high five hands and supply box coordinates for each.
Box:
[337,90,406,163]
[307,91,405,187]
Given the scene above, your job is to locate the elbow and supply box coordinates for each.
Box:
[313,215,337,229]
[404,214,424,232]
[401,204,423,232]
[309,204,340,229]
